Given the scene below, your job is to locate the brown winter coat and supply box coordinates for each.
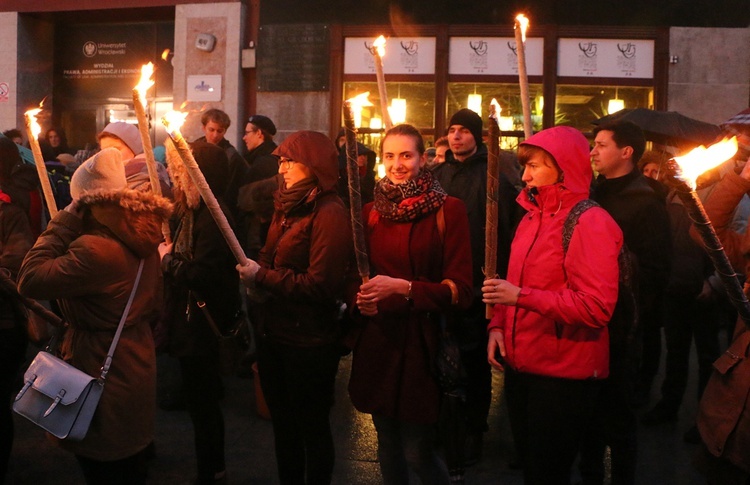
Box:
[253,131,353,347]
[18,189,172,461]
[694,170,750,473]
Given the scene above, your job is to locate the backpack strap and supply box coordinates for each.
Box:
[562,199,600,254]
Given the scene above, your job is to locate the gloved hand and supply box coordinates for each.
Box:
[236,259,261,286]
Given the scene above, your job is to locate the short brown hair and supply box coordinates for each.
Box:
[201,109,231,130]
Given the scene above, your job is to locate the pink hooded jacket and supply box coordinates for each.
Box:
[488,126,623,380]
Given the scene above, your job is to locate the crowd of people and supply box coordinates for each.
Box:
[1,108,749,485]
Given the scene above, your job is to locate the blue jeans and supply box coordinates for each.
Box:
[372,414,450,485]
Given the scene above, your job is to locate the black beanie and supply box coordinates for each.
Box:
[448,109,483,147]
[248,115,277,136]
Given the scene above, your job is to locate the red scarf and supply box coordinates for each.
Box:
[372,169,447,223]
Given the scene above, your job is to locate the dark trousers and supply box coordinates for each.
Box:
[456,301,492,435]
[75,447,149,485]
[461,340,492,435]
[504,368,601,485]
[179,354,226,484]
[660,293,719,410]
[0,325,26,483]
[638,301,663,393]
[257,337,340,485]
[372,414,450,485]
[579,369,638,485]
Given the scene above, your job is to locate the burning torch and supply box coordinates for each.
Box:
[663,136,750,327]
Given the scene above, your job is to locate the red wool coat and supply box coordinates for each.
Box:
[348,196,473,424]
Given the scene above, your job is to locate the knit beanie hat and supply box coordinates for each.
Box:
[98,122,144,155]
[70,147,127,200]
[248,115,277,136]
[449,109,484,147]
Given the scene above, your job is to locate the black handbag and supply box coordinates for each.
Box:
[13,259,145,441]
[435,315,468,396]
[193,294,246,376]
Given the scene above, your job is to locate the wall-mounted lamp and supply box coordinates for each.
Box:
[195,33,216,52]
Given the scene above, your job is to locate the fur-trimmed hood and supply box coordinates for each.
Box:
[78,189,173,258]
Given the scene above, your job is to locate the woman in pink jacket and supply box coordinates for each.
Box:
[482,126,622,485]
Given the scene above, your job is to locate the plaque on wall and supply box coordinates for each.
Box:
[56,22,174,99]
[257,24,330,92]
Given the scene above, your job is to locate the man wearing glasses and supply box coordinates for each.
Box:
[238,115,281,259]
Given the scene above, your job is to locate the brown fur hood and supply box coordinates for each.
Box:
[78,189,173,258]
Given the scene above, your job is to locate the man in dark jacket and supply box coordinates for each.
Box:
[242,114,278,185]
[194,109,249,221]
[238,115,279,259]
[432,108,519,466]
[580,120,672,485]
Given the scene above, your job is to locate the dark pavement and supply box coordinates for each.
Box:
[8,342,707,484]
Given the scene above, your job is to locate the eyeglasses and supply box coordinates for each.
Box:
[244,128,258,135]
[278,157,296,170]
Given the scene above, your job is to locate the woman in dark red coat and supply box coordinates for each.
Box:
[349,124,473,484]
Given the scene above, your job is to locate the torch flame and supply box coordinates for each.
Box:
[373,35,386,58]
[490,98,502,120]
[515,14,530,43]
[346,92,374,109]
[673,137,738,189]
[162,110,188,135]
[134,62,155,107]
[24,108,43,139]
[346,92,374,129]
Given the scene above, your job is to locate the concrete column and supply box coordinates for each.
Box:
[0,13,18,133]
[174,2,246,146]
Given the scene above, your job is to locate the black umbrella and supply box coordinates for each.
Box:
[592,108,723,147]
[721,108,750,157]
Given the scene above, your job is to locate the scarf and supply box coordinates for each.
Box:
[275,177,319,215]
[373,169,447,223]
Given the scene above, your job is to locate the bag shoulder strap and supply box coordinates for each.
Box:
[192,292,223,338]
[100,259,145,381]
[436,205,445,245]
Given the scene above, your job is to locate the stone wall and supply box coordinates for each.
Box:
[255,92,331,143]
[668,27,750,124]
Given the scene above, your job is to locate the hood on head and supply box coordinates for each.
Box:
[273,131,339,191]
[81,189,173,258]
[520,126,592,195]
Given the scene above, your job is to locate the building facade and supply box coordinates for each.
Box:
[0,1,748,151]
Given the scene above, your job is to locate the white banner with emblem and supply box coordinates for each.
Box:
[557,38,654,79]
[344,37,436,75]
[448,37,544,76]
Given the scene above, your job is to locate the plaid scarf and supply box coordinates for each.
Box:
[373,169,447,223]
